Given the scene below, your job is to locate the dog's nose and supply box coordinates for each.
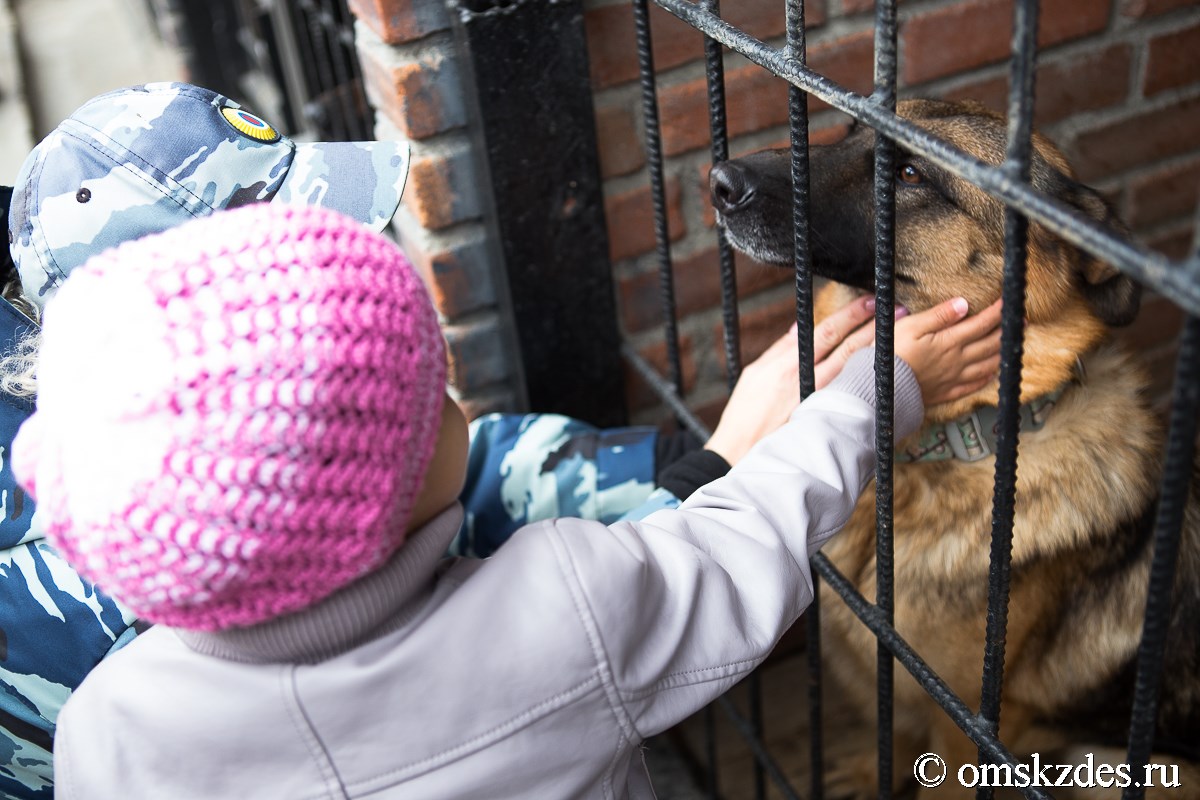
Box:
[710,162,755,214]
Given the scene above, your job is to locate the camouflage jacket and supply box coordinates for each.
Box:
[451,413,678,558]
[0,298,139,800]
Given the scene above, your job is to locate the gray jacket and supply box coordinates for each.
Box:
[53,350,922,799]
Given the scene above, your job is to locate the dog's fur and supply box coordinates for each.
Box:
[710,98,1200,799]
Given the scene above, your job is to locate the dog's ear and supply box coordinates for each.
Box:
[1060,178,1142,327]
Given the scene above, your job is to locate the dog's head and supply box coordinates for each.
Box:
[710,98,1140,408]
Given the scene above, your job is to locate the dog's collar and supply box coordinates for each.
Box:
[897,357,1087,463]
[896,389,1066,463]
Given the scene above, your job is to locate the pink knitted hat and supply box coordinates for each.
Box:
[12,203,448,631]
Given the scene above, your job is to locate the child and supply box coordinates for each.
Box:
[18,202,997,798]
[0,80,408,799]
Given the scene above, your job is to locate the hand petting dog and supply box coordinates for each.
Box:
[704,294,1002,466]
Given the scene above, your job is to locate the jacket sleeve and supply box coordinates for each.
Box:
[543,348,923,737]
[451,414,661,557]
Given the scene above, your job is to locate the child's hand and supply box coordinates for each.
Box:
[812,294,908,390]
[705,295,884,465]
[894,297,1003,406]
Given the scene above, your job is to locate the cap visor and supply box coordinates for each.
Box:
[273,140,410,232]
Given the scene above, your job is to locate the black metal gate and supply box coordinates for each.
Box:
[624,1,1200,799]
[157,0,371,142]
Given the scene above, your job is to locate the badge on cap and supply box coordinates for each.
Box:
[221,107,281,143]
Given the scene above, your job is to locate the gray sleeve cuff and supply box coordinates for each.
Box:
[824,348,925,442]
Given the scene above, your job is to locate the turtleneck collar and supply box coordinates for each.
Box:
[176,504,464,665]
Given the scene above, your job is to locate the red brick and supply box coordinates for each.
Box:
[348,0,449,44]
[1144,23,1200,97]
[605,178,687,262]
[807,30,876,111]
[657,32,870,158]
[1068,96,1200,182]
[445,317,514,393]
[595,104,646,179]
[359,47,464,140]
[714,295,799,372]
[403,151,479,232]
[940,44,1132,126]
[901,0,1111,85]
[1115,293,1185,352]
[403,237,494,321]
[940,75,1008,115]
[403,156,453,230]
[842,0,893,14]
[660,64,790,157]
[1035,44,1133,125]
[1126,158,1200,228]
[585,0,818,91]
[618,248,793,333]
[1121,0,1195,18]
[624,335,699,411]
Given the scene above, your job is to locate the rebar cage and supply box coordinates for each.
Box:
[624,1,1200,798]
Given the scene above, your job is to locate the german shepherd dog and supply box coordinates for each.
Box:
[709,99,1200,798]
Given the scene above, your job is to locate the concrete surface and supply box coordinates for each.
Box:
[0,0,33,182]
[1,0,185,183]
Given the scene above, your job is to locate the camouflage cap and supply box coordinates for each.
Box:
[7,82,410,309]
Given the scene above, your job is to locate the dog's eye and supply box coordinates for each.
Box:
[897,164,923,185]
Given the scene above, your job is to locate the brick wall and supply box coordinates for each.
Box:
[352,0,1200,424]
[350,0,525,421]
[588,0,1200,424]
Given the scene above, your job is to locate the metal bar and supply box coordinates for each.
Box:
[871,0,898,791]
[314,0,368,140]
[784,1,823,796]
[329,0,373,140]
[704,706,719,798]
[266,0,322,139]
[344,45,372,141]
[786,0,815,402]
[296,2,348,140]
[647,0,1200,314]
[1122,314,1200,800]
[701,3,755,781]
[448,0,627,426]
[633,0,685,394]
[813,554,1056,800]
[806,589,824,800]
[701,0,741,392]
[621,344,712,441]
[748,673,766,799]
[715,696,804,800]
[976,2,1039,797]
[302,0,349,139]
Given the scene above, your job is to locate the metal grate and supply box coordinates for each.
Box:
[162,0,370,142]
[626,1,1200,799]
